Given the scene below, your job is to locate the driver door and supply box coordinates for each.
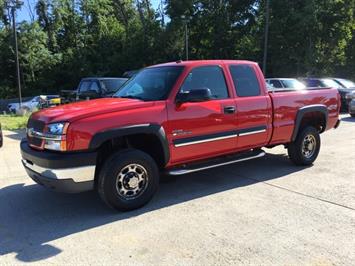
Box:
[167,65,238,163]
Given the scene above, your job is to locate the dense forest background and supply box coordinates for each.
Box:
[0,0,354,98]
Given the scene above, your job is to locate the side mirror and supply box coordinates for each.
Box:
[176,88,212,103]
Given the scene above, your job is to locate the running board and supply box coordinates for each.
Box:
[166,149,266,176]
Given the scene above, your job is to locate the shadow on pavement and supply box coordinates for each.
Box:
[0,152,307,262]
[341,116,355,122]
[4,129,26,141]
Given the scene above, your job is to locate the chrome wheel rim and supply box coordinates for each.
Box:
[302,134,316,159]
[116,164,148,200]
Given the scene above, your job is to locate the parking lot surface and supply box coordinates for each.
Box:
[0,115,354,265]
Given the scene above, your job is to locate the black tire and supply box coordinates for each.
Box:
[287,126,321,166]
[98,149,159,211]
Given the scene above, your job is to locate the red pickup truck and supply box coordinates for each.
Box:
[21,60,341,211]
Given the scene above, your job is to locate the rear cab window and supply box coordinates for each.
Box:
[229,65,261,97]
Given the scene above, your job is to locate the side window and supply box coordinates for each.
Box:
[180,66,229,99]
[90,82,100,93]
[78,81,91,92]
[229,65,261,97]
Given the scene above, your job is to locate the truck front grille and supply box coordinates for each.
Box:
[27,119,45,149]
[27,119,45,132]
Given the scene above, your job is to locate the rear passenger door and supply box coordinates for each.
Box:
[229,64,272,150]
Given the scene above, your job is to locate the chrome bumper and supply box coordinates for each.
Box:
[22,159,95,193]
[22,159,95,182]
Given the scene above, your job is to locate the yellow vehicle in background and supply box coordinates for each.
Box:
[39,95,61,109]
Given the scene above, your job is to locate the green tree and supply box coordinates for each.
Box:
[265,0,355,77]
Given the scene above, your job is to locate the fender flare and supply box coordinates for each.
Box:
[89,124,170,165]
[291,104,328,142]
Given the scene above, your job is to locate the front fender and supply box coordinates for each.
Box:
[89,124,170,165]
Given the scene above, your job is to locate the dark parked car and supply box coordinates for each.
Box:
[300,78,355,111]
[61,77,128,103]
[123,70,140,78]
[76,77,128,100]
[333,78,355,89]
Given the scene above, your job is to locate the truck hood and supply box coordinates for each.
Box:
[31,98,155,124]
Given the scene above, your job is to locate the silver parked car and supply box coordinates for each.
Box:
[349,96,355,117]
[266,78,306,91]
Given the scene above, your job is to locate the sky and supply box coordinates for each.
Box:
[17,0,162,22]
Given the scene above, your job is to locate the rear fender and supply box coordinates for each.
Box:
[291,105,328,142]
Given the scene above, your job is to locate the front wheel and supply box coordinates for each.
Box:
[288,126,321,166]
[98,149,159,211]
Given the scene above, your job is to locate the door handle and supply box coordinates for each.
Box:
[224,106,236,114]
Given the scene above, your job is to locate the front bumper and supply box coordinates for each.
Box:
[21,140,97,193]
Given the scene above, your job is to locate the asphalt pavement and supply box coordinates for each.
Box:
[0,115,354,265]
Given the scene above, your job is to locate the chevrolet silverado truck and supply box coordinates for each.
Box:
[21,60,341,211]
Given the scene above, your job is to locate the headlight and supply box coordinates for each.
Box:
[47,123,65,135]
[43,122,69,151]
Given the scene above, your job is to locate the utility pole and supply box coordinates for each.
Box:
[11,5,22,108]
[185,22,188,60]
[6,1,23,107]
[262,0,270,76]
[181,15,192,61]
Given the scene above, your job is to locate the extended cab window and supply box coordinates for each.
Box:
[180,66,229,99]
[115,66,184,101]
[230,65,261,97]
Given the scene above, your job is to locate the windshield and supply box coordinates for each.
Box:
[100,79,127,93]
[281,79,306,90]
[322,79,341,88]
[114,66,184,101]
[336,79,355,89]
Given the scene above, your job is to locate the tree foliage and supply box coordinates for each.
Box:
[0,0,354,98]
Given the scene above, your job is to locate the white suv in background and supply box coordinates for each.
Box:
[7,96,41,114]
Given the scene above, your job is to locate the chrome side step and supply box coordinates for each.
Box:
[167,150,266,176]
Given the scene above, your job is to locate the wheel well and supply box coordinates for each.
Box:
[299,111,326,133]
[94,133,167,185]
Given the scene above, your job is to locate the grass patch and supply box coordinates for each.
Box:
[0,114,30,130]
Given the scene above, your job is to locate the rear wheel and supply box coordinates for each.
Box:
[288,126,320,166]
[98,149,159,211]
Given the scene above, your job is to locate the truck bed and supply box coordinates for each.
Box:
[268,87,340,145]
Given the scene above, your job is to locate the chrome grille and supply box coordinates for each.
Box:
[27,119,45,148]
[27,119,45,132]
